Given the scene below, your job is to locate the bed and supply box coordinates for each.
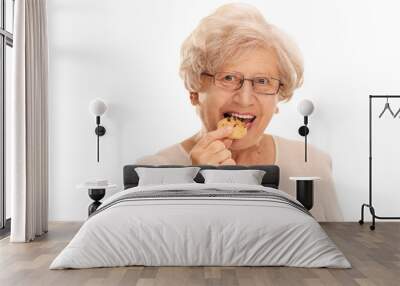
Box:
[50,165,350,269]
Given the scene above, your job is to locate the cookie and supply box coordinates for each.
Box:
[217,117,247,139]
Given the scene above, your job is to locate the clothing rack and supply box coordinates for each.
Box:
[359,95,400,230]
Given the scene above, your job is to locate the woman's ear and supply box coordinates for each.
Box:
[189,92,200,105]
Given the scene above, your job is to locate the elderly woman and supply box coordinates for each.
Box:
[136,3,343,221]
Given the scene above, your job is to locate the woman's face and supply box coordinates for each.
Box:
[191,46,281,150]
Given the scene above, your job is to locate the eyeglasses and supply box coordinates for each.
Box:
[202,71,283,95]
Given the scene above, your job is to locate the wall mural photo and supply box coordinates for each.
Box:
[9,0,400,278]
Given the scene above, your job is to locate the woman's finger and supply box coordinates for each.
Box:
[220,158,236,165]
[222,138,233,148]
[206,140,226,154]
[207,149,232,165]
[196,126,233,149]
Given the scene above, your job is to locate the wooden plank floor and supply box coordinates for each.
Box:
[0,222,399,286]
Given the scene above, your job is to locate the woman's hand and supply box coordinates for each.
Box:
[190,127,236,165]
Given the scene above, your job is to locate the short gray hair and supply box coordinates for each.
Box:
[179,3,304,101]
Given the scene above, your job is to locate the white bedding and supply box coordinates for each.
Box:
[50,183,351,269]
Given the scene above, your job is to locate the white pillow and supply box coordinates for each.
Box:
[200,169,266,185]
[135,167,201,186]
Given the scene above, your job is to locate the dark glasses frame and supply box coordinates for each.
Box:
[201,71,284,95]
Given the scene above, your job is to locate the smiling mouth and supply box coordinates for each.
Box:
[223,112,257,123]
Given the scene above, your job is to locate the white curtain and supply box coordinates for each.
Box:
[9,0,48,242]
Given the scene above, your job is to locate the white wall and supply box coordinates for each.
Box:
[48,0,400,221]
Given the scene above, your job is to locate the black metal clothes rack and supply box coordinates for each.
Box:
[359,95,400,230]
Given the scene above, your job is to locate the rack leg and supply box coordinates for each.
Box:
[359,204,366,225]
[369,206,376,231]
[359,203,376,230]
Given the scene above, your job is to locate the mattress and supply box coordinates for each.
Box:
[50,183,350,269]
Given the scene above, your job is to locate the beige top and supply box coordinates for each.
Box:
[135,135,344,222]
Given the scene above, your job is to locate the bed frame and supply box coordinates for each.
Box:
[123,165,280,189]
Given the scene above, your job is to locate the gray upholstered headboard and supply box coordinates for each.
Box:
[123,165,280,189]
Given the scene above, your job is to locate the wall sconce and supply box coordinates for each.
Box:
[297,99,315,162]
[89,98,107,162]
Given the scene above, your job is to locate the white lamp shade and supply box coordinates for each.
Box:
[297,99,314,116]
[89,98,107,116]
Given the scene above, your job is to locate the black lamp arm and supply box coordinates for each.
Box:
[94,116,106,162]
[298,115,310,162]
